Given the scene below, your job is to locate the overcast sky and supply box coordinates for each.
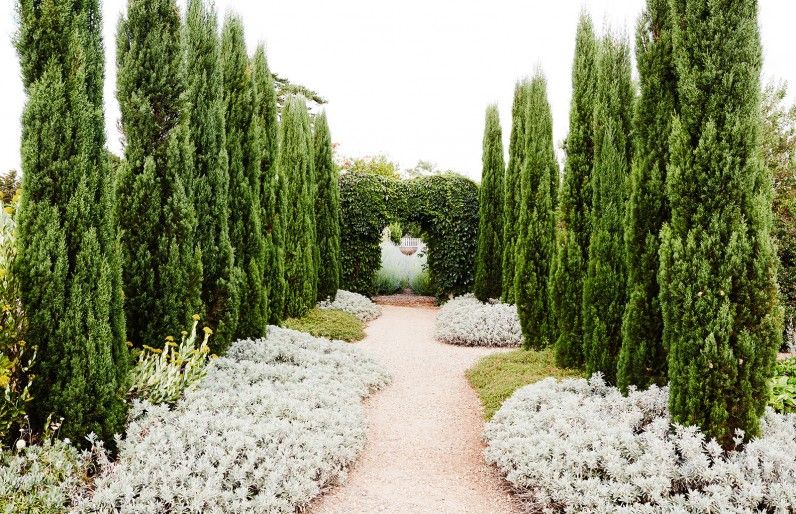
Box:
[1,1,795,180]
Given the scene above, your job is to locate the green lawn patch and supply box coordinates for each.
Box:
[282,308,366,342]
[467,348,582,420]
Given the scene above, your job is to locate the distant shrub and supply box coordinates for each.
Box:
[318,289,381,322]
[411,270,434,296]
[283,308,365,342]
[769,356,796,414]
[435,294,521,347]
[486,375,796,512]
[373,268,402,295]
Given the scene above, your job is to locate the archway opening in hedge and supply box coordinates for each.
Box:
[339,171,479,299]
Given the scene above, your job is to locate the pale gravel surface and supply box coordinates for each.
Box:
[309,305,521,514]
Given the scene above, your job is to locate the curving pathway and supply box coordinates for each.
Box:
[310,305,520,514]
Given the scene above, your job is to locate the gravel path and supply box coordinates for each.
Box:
[310,305,520,514]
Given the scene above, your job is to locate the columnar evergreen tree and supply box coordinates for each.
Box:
[15,0,127,440]
[617,0,676,391]
[515,73,558,350]
[117,0,202,348]
[502,81,531,304]
[221,15,268,337]
[313,111,341,302]
[184,0,241,352]
[251,44,286,324]
[550,15,598,368]
[474,104,505,301]
[280,95,318,318]
[582,35,634,382]
[660,0,781,447]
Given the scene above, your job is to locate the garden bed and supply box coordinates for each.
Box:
[373,292,437,308]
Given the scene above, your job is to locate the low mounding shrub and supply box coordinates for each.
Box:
[435,294,521,347]
[372,268,402,295]
[485,375,796,513]
[769,356,796,414]
[283,308,365,342]
[318,289,381,322]
[78,327,389,513]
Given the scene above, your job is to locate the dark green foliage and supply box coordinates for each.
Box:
[660,0,781,447]
[116,0,203,350]
[474,105,505,301]
[313,112,341,302]
[280,96,318,318]
[514,74,557,350]
[221,16,268,337]
[617,0,676,392]
[15,0,127,441]
[502,82,531,304]
[251,45,286,325]
[582,35,634,382]
[339,172,392,295]
[550,14,598,369]
[184,0,240,353]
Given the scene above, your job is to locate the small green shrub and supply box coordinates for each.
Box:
[128,316,213,406]
[769,357,796,414]
[411,270,434,296]
[466,349,581,420]
[283,308,365,342]
[373,269,401,295]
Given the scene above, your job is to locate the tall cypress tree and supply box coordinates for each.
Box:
[251,44,286,324]
[550,14,598,369]
[184,0,241,352]
[502,81,531,304]
[660,0,781,447]
[313,111,341,302]
[582,35,634,382]
[16,0,127,441]
[222,15,268,338]
[515,73,557,350]
[280,95,317,318]
[474,104,505,301]
[117,0,202,348]
[617,0,676,391]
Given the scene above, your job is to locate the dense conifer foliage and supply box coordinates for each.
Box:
[550,15,598,369]
[474,105,505,301]
[313,112,341,302]
[660,0,781,447]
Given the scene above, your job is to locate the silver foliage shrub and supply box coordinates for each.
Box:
[78,327,390,513]
[485,375,796,513]
[435,294,522,347]
[318,289,382,322]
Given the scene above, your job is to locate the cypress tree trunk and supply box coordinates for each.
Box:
[515,73,557,350]
[582,35,634,382]
[617,0,676,391]
[313,112,341,302]
[280,96,318,318]
[251,45,286,324]
[661,0,781,447]
[16,0,127,441]
[221,15,268,338]
[474,104,505,301]
[501,81,531,304]
[550,15,598,369]
[184,0,241,353]
[117,0,202,348]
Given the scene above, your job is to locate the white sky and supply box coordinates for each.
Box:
[1,1,795,181]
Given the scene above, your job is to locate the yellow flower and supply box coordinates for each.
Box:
[3,206,13,215]
[167,341,177,347]
[151,348,162,354]
[126,341,133,347]
[165,335,175,342]
[202,326,213,336]
[192,314,201,321]
[181,331,188,337]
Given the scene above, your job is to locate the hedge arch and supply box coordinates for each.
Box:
[339,171,479,298]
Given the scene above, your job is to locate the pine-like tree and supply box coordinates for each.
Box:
[501,81,531,304]
[16,0,127,440]
[550,14,598,369]
[582,35,634,382]
[116,0,202,348]
[184,0,241,352]
[660,0,781,447]
[251,44,286,325]
[474,104,505,301]
[313,111,341,302]
[280,95,318,318]
[221,15,268,338]
[617,0,676,391]
[515,73,558,350]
